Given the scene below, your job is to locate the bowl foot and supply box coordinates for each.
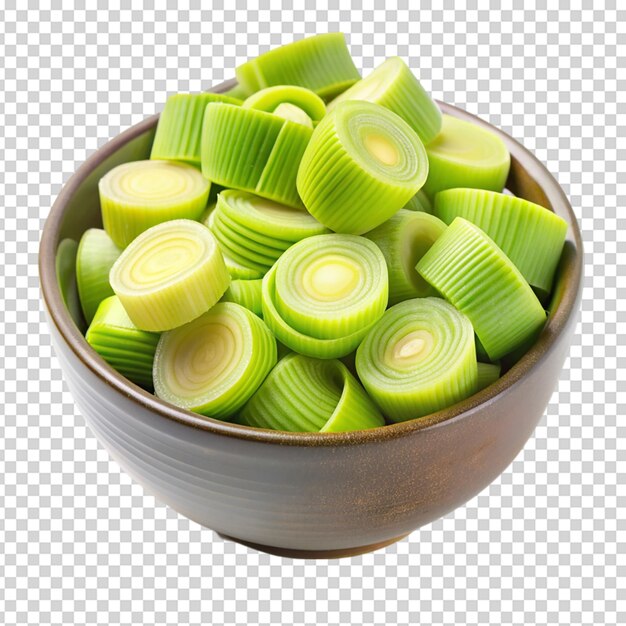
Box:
[216,532,410,559]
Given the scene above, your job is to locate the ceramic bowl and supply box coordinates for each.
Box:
[39,81,583,558]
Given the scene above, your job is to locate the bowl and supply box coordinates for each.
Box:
[39,80,583,559]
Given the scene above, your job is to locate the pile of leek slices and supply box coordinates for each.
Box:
[57,33,568,433]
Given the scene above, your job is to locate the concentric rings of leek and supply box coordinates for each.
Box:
[86,295,160,390]
[434,187,568,294]
[99,160,211,248]
[239,353,384,432]
[356,297,477,422]
[261,234,388,358]
[243,85,326,122]
[235,33,361,100]
[327,57,442,144]
[416,217,546,361]
[150,93,242,166]
[201,103,312,208]
[109,219,230,332]
[364,209,446,305]
[76,229,121,324]
[422,115,510,198]
[153,302,277,419]
[297,101,428,234]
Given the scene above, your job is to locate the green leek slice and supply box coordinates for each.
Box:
[262,234,388,358]
[356,297,477,422]
[109,219,230,332]
[222,253,264,280]
[243,85,326,122]
[272,103,313,127]
[422,115,510,198]
[239,353,384,432]
[404,189,433,213]
[220,279,263,317]
[364,209,446,305]
[235,33,360,100]
[476,361,501,392]
[416,217,546,360]
[55,238,84,329]
[153,302,277,419]
[327,57,442,144]
[297,101,428,234]
[86,295,160,389]
[76,229,122,324]
[151,93,242,166]
[100,160,211,248]
[434,188,568,294]
[201,103,312,208]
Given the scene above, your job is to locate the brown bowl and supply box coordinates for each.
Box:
[39,80,583,559]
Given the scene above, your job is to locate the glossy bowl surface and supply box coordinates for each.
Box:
[39,80,582,558]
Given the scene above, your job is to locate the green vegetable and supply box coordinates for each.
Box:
[356,298,477,422]
[272,103,313,127]
[476,362,501,392]
[240,353,384,432]
[403,189,433,213]
[434,187,568,294]
[86,295,160,389]
[153,302,277,419]
[76,229,121,324]
[100,160,211,248]
[235,33,360,100]
[297,101,429,234]
[109,219,230,331]
[364,209,446,305]
[220,279,263,317]
[416,217,546,360]
[327,56,442,144]
[243,85,326,122]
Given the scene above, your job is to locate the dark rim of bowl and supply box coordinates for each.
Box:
[39,79,583,447]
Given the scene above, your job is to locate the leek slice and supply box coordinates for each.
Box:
[235,33,360,100]
[243,85,326,122]
[364,209,446,305]
[297,101,428,234]
[423,115,510,198]
[153,302,277,419]
[356,297,477,422]
[434,188,568,294]
[76,229,121,324]
[272,103,313,127]
[476,362,501,392]
[151,93,242,166]
[201,103,312,208]
[261,234,387,358]
[327,57,442,144]
[109,219,230,332]
[86,295,160,389]
[240,353,384,432]
[100,160,211,248]
[220,279,263,317]
[55,238,83,329]
[416,217,546,360]
[404,189,433,213]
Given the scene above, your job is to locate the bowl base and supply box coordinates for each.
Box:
[217,532,410,559]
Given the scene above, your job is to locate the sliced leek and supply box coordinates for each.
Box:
[404,189,433,213]
[240,353,384,432]
[297,101,428,234]
[235,33,360,100]
[423,114,510,198]
[476,362,501,392]
[109,219,230,332]
[416,217,546,360]
[364,209,446,305]
[356,297,477,422]
[151,93,242,165]
[434,188,568,294]
[100,160,211,248]
[55,238,83,329]
[262,234,388,358]
[76,229,121,324]
[220,279,263,317]
[327,57,442,144]
[201,103,311,208]
[153,302,277,419]
[243,85,326,122]
[86,295,160,389]
[272,103,313,127]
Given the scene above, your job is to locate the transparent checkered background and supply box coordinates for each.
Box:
[1,2,624,625]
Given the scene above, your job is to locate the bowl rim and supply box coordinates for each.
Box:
[39,79,583,447]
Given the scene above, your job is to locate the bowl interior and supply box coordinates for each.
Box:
[39,81,583,444]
